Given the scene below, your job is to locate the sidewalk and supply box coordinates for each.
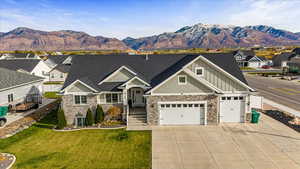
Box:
[263,98,300,118]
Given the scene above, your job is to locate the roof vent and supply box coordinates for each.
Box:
[145,54,149,61]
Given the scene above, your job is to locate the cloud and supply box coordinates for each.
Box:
[227,0,300,32]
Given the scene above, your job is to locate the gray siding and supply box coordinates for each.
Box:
[105,68,134,82]
[67,82,94,92]
[153,72,213,94]
[188,58,247,91]
[49,69,67,82]
[128,78,146,86]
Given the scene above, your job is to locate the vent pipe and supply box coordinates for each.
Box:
[145,54,149,60]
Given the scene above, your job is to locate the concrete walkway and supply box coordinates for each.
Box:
[152,114,300,169]
[1,98,56,128]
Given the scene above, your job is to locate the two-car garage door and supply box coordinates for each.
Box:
[159,102,206,125]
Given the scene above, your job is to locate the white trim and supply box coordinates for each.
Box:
[195,67,204,77]
[73,95,88,105]
[158,101,207,125]
[98,66,137,85]
[98,92,123,104]
[62,79,98,93]
[121,76,150,87]
[178,75,187,85]
[195,55,255,91]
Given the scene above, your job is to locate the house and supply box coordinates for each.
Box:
[0,59,51,80]
[60,53,256,127]
[292,47,300,55]
[0,53,39,60]
[287,57,300,72]
[272,52,296,68]
[0,67,43,106]
[233,50,269,68]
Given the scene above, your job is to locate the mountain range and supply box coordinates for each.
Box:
[1,23,300,51]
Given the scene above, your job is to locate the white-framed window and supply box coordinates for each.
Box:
[60,73,64,78]
[51,73,54,78]
[195,67,204,76]
[8,93,13,102]
[105,93,123,104]
[178,75,187,85]
[74,95,87,105]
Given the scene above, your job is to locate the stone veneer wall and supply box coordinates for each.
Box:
[146,95,219,125]
[61,94,123,125]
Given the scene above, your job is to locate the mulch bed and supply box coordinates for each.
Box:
[0,100,59,139]
[263,110,300,132]
[0,153,15,169]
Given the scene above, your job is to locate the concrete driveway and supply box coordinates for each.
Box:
[152,114,300,169]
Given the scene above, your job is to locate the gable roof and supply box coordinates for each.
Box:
[62,53,248,92]
[292,48,300,55]
[0,53,36,59]
[51,64,70,73]
[0,67,43,91]
[0,59,40,72]
[47,55,70,65]
[233,50,255,57]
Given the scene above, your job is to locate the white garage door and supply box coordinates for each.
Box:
[159,102,206,125]
[220,96,245,122]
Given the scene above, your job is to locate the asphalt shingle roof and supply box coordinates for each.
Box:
[63,53,248,92]
[0,59,40,72]
[0,67,43,90]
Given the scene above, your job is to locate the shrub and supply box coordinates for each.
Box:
[115,131,129,141]
[107,106,121,121]
[95,105,104,124]
[57,108,66,129]
[85,108,94,126]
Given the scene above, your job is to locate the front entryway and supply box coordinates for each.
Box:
[159,102,206,125]
[130,88,145,107]
[220,95,245,122]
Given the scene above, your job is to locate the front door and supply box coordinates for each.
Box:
[131,88,145,107]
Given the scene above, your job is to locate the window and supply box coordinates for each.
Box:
[105,93,123,103]
[234,97,238,100]
[227,97,231,100]
[74,95,87,105]
[239,96,244,100]
[51,73,54,78]
[195,67,204,76]
[221,97,226,100]
[60,73,64,78]
[178,75,187,85]
[172,104,176,108]
[8,94,13,102]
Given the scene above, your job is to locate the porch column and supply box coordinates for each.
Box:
[122,88,128,121]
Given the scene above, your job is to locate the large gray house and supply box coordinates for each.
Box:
[60,53,256,127]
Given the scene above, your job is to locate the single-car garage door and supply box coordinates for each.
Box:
[159,102,206,125]
[220,96,245,122]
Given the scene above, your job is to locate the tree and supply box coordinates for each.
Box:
[85,108,94,126]
[57,108,67,129]
[95,105,104,124]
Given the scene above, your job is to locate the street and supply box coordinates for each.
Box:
[245,74,300,112]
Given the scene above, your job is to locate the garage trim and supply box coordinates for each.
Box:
[219,94,247,123]
[158,101,207,125]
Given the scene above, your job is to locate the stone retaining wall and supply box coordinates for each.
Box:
[0,100,59,138]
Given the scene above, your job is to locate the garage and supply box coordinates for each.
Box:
[220,96,245,122]
[159,102,206,125]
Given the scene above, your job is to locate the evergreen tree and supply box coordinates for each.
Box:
[95,105,104,124]
[57,108,67,129]
[85,108,94,126]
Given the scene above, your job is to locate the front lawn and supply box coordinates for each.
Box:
[0,112,151,169]
[43,92,61,99]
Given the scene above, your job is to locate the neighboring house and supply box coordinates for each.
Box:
[0,67,43,106]
[43,55,72,92]
[60,53,256,127]
[0,59,51,80]
[287,57,300,71]
[233,50,269,68]
[293,47,300,55]
[0,53,39,60]
[272,52,297,68]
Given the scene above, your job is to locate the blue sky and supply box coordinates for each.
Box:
[1,0,300,39]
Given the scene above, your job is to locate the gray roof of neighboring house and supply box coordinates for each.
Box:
[0,59,40,72]
[62,53,247,92]
[1,53,36,59]
[272,52,296,67]
[0,67,43,90]
[47,55,70,65]
[233,50,255,57]
[51,64,71,73]
[292,48,300,55]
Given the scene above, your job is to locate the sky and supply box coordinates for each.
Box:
[0,0,300,39]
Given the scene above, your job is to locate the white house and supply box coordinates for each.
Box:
[0,68,44,106]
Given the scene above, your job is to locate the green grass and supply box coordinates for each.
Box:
[240,67,256,70]
[0,112,151,169]
[43,92,61,99]
[43,81,63,85]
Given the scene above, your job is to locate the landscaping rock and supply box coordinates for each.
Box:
[0,153,15,169]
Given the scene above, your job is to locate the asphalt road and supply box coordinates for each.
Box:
[245,74,300,111]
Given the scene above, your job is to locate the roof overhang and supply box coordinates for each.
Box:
[61,79,98,93]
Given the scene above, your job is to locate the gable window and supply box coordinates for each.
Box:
[195,67,204,76]
[105,93,123,104]
[8,94,13,102]
[74,95,87,105]
[60,73,64,78]
[51,73,54,78]
[178,75,187,85]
